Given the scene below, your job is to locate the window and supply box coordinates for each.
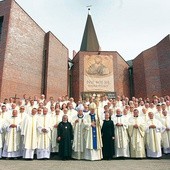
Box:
[0,16,4,40]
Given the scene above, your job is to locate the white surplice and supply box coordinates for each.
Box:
[51,114,62,153]
[84,113,103,160]
[128,116,146,158]
[160,116,170,154]
[37,114,51,159]
[146,118,165,158]
[72,115,86,159]
[2,116,22,158]
[21,114,38,159]
[113,115,130,157]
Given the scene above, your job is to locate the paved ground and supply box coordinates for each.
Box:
[0,155,169,170]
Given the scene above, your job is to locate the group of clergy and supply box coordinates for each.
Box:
[0,94,169,160]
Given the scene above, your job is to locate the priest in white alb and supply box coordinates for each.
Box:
[84,102,103,160]
[145,112,165,158]
[51,108,62,154]
[21,108,38,159]
[161,110,170,154]
[114,109,130,158]
[128,109,146,158]
[72,104,86,160]
[67,102,77,121]
[37,108,51,159]
[0,106,6,155]
[18,106,27,123]
[2,110,22,158]
[0,117,4,158]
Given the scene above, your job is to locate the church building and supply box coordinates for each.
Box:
[71,11,130,101]
[0,0,170,101]
[0,0,68,100]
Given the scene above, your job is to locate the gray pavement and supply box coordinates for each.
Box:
[0,157,170,170]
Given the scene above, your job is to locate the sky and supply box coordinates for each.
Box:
[15,0,170,61]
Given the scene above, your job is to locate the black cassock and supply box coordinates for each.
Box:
[101,120,115,160]
[57,121,73,159]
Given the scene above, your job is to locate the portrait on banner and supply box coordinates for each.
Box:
[86,56,110,76]
[84,55,114,92]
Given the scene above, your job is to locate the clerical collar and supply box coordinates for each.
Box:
[89,113,95,116]
[78,115,84,118]
[105,119,110,121]
[116,115,122,117]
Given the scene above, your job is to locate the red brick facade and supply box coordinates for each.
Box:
[0,0,170,102]
[72,51,130,101]
[157,35,170,97]
[113,52,130,97]
[0,0,12,98]
[71,53,80,101]
[45,32,68,99]
[0,0,68,100]
[133,35,170,99]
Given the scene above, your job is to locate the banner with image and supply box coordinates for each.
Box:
[84,55,114,92]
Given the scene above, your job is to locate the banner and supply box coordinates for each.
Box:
[84,55,114,92]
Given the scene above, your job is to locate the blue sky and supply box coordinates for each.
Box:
[16,0,170,60]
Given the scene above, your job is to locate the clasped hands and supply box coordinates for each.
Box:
[75,119,83,124]
[10,124,17,128]
[133,124,139,129]
[116,123,123,127]
[54,124,58,128]
[91,121,96,127]
[149,125,156,129]
[42,128,48,133]
[57,136,61,141]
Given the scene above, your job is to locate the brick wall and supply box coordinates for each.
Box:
[0,0,12,101]
[144,46,162,98]
[0,0,68,101]
[133,35,170,99]
[157,35,170,96]
[45,32,68,100]
[72,51,130,102]
[133,52,146,98]
[113,52,130,97]
[0,0,45,100]
[72,52,80,101]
